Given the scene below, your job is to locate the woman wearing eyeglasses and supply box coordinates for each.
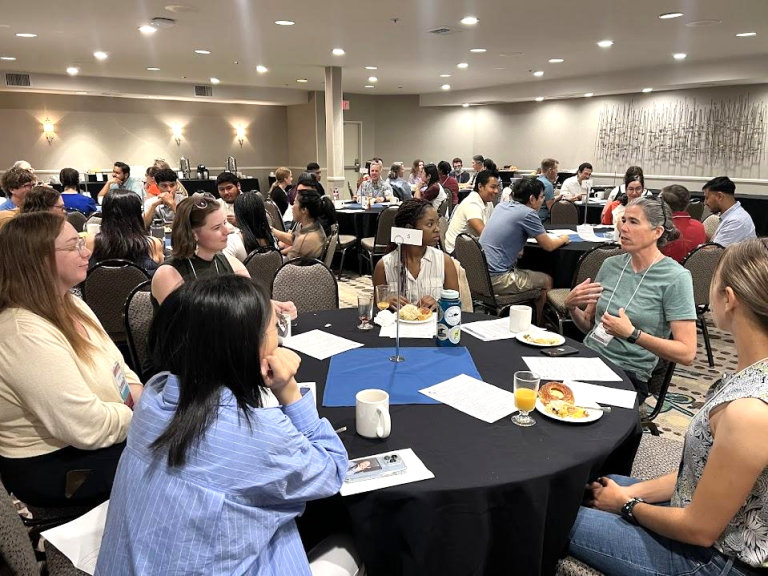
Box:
[0,213,141,508]
[20,185,66,215]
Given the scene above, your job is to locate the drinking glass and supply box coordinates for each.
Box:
[512,371,540,427]
[375,285,391,313]
[357,294,373,330]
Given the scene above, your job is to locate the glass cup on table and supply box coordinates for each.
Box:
[512,371,540,427]
[357,293,374,330]
[375,285,392,314]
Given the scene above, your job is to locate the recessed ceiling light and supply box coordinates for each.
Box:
[457,62,469,69]
[494,67,506,70]
[194,49,211,55]
[685,20,721,28]
[274,20,295,26]
[138,25,156,35]
[736,32,757,37]
[15,33,37,38]
[210,77,220,84]
[365,66,377,70]
[93,51,108,60]
[659,12,684,19]
[364,85,375,88]
[535,97,544,102]
[673,53,687,60]
[256,65,268,73]
[462,103,470,107]
[597,40,614,48]
[460,16,478,25]
[441,84,451,90]
[642,87,653,93]
[296,78,308,83]
[332,48,345,56]
[533,70,544,77]
[76,91,88,95]
[0,56,16,61]
[147,67,161,71]
[368,76,378,82]
[548,58,564,63]
[66,66,79,75]
[584,93,594,97]
[470,48,486,53]
[439,74,451,78]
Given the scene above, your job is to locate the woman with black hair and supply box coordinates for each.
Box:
[415,163,447,211]
[88,189,164,275]
[272,188,335,260]
[234,192,278,254]
[373,198,459,309]
[96,275,348,574]
[59,167,97,215]
[602,174,645,226]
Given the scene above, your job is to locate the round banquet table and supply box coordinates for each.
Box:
[294,309,641,576]
[573,200,607,225]
[517,225,618,289]
[335,206,385,240]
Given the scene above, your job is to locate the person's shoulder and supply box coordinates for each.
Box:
[0,306,68,345]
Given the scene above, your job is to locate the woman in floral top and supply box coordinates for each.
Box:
[568,238,768,576]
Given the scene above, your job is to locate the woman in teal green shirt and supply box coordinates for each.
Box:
[565,197,698,398]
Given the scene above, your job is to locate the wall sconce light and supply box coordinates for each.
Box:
[172,124,182,146]
[236,125,245,147]
[43,118,55,144]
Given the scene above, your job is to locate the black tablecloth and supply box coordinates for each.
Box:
[574,202,605,225]
[336,207,385,240]
[295,309,641,576]
[54,177,261,202]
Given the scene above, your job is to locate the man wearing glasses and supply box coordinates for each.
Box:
[0,166,37,211]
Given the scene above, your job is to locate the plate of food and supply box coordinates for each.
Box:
[397,304,434,324]
[516,330,566,347]
[535,381,602,424]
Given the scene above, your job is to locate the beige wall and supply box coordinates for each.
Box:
[286,92,320,168]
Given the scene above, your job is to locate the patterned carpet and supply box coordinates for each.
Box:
[338,273,733,440]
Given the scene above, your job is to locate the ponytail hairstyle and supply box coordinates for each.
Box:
[59,168,82,192]
[234,192,275,253]
[295,188,337,235]
[628,197,680,248]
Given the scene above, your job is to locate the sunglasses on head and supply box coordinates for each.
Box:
[191,192,217,209]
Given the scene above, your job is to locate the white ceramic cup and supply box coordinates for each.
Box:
[594,191,606,200]
[86,223,101,236]
[509,305,533,333]
[355,389,392,439]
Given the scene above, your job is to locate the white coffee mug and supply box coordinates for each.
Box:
[86,223,101,236]
[509,305,533,333]
[595,191,606,200]
[355,389,392,439]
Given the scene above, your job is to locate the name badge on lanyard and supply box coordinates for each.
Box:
[590,322,614,347]
[113,361,134,409]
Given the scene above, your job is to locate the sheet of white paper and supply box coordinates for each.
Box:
[462,318,543,341]
[522,356,623,381]
[340,448,434,496]
[576,224,607,243]
[282,330,363,360]
[379,320,436,339]
[526,232,560,244]
[565,380,637,409]
[260,383,317,408]
[41,500,109,575]
[574,199,607,206]
[419,374,518,423]
[548,229,579,236]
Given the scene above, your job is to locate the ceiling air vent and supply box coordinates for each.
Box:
[194,85,213,97]
[5,73,31,87]
[428,26,460,36]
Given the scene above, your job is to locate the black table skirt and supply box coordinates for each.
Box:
[574,203,605,225]
[336,207,384,240]
[53,178,261,202]
[296,309,641,576]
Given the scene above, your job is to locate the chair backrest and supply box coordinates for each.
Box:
[85,214,102,227]
[373,205,400,248]
[272,258,339,314]
[0,478,38,576]
[686,201,704,221]
[550,200,579,225]
[438,216,449,253]
[453,233,496,304]
[66,209,87,232]
[243,248,283,295]
[255,191,265,201]
[82,259,151,342]
[323,223,339,268]
[437,198,449,218]
[264,199,286,232]
[572,245,625,288]
[703,214,720,241]
[700,205,713,222]
[682,242,725,307]
[124,280,152,381]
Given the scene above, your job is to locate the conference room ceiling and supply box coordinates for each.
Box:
[0,0,766,101]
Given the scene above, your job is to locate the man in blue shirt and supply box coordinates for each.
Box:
[480,177,570,322]
[97,161,144,201]
[703,176,756,247]
[537,158,559,223]
[0,166,37,211]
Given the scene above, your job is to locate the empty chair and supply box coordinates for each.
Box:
[66,209,87,232]
[549,200,579,225]
[703,214,720,241]
[124,280,153,381]
[264,199,286,233]
[323,223,339,269]
[682,243,725,367]
[438,216,449,253]
[243,248,283,295]
[272,258,339,315]
[335,233,357,280]
[359,205,398,274]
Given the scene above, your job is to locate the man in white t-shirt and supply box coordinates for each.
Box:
[445,170,499,253]
[560,162,593,201]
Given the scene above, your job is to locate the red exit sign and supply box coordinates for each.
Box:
[342,100,350,110]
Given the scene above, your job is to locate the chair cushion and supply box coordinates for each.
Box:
[630,434,683,481]
[360,237,375,252]
[546,288,571,314]
[556,556,602,575]
[337,235,357,248]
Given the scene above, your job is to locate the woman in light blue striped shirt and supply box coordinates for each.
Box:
[96,275,348,575]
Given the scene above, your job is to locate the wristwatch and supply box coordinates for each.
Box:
[626,328,642,344]
[621,497,645,524]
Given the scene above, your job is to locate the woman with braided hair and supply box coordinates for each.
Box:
[372,199,458,310]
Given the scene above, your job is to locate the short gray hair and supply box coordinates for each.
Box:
[628,196,679,248]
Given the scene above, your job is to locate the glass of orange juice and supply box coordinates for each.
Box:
[375,285,391,313]
[512,371,540,427]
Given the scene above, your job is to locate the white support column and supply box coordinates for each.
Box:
[324,66,344,198]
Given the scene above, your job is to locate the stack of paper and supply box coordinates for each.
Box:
[522,356,623,381]
[340,448,434,496]
[419,374,518,423]
[41,501,110,575]
[282,330,363,360]
[462,318,543,341]
[577,225,609,243]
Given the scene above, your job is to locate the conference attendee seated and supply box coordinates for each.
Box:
[445,169,499,253]
[568,238,768,576]
[143,168,179,226]
[357,161,393,203]
[438,160,460,208]
[480,177,569,321]
[388,163,412,201]
[703,176,756,247]
[233,192,279,255]
[306,161,326,197]
[660,185,706,262]
[12,160,34,173]
[20,185,66,215]
[602,172,645,225]
[0,213,141,507]
[607,165,650,201]
[566,197,697,398]
[152,158,189,197]
[415,163,447,211]
[373,198,459,310]
[272,187,333,261]
[59,167,98,215]
[216,171,241,226]
[269,167,292,216]
[451,157,471,184]
[0,165,37,211]
[560,162,594,201]
[89,189,164,276]
[97,161,144,200]
[537,158,559,223]
[463,155,485,189]
[408,159,425,186]
[96,275,348,574]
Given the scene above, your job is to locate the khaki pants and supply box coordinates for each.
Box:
[491,268,550,294]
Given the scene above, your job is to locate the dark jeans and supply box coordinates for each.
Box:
[0,442,125,508]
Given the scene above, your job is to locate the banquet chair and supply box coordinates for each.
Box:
[255,191,265,201]
[453,233,541,316]
[85,214,102,228]
[323,223,340,269]
[265,199,286,233]
[437,198,449,218]
[438,216,449,254]
[244,247,283,295]
[82,259,151,344]
[700,205,713,222]
[124,280,152,381]
[550,200,579,225]
[543,245,624,334]
[702,214,720,241]
[359,205,398,275]
[0,478,39,576]
[66,209,87,232]
[334,233,357,280]
[682,243,725,368]
[686,200,704,221]
[641,353,677,435]
[272,258,339,314]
